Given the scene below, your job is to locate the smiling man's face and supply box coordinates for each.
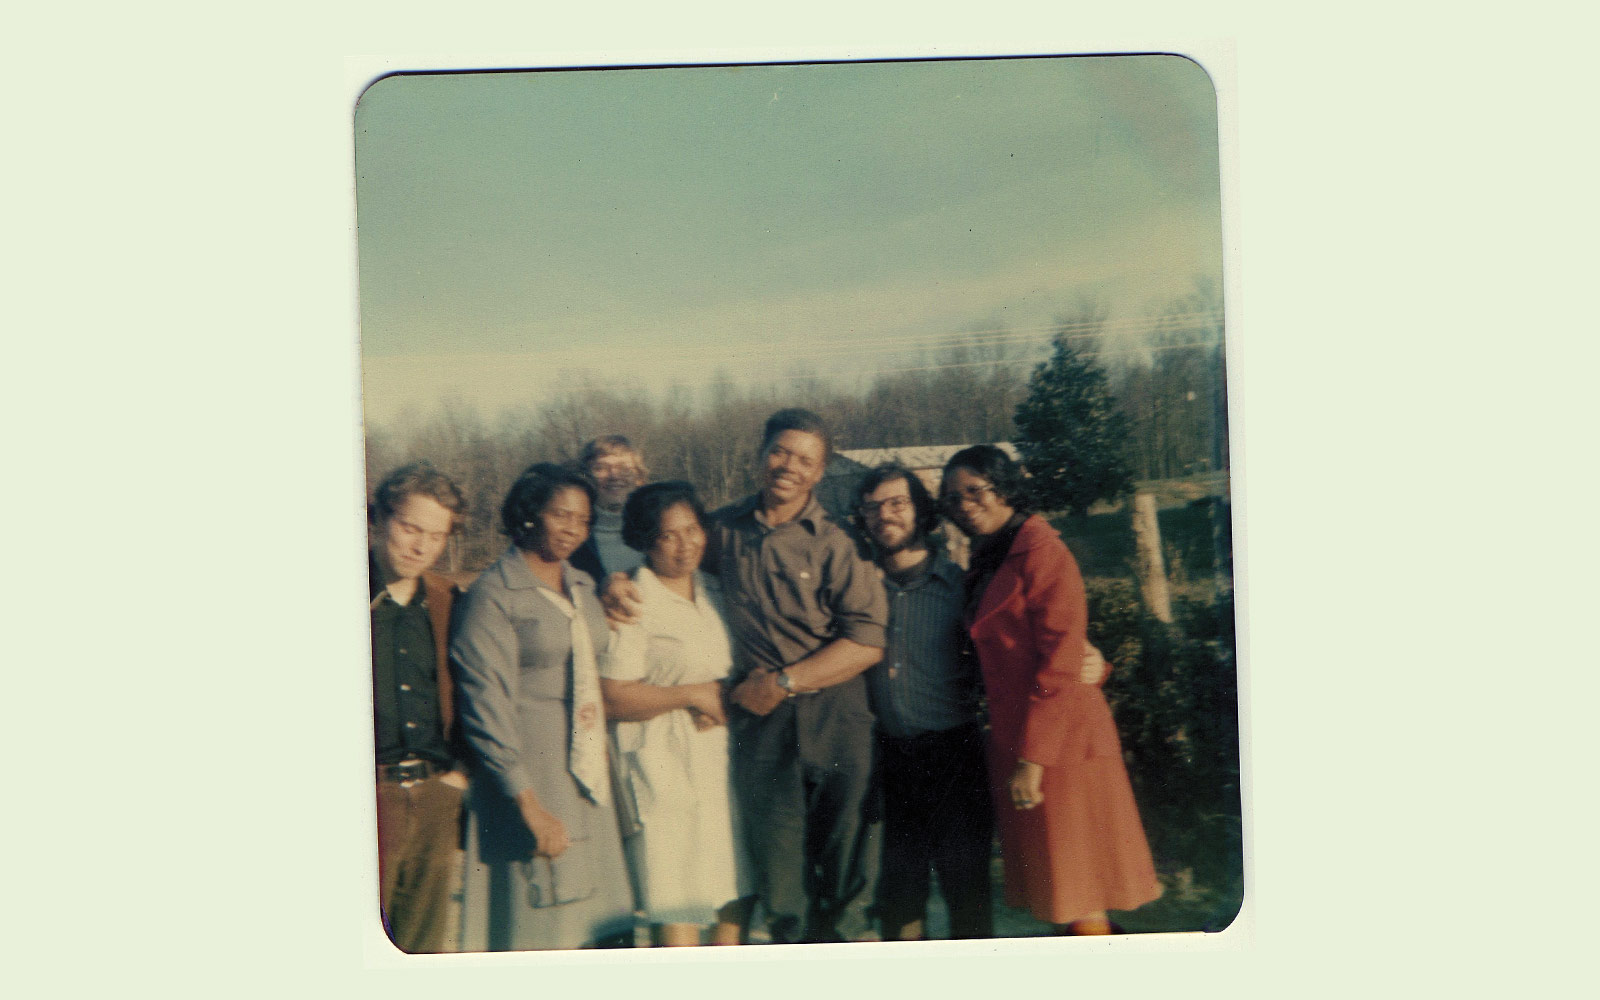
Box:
[761,429,826,507]
[587,452,643,512]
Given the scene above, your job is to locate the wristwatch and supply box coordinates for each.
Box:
[775,669,798,696]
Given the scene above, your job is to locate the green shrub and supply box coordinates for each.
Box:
[1088,580,1242,931]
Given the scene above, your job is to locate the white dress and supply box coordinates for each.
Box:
[600,567,752,925]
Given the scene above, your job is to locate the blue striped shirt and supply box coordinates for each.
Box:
[865,551,982,739]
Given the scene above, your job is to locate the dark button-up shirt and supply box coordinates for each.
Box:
[712,493,888,682]
[866,551,982,739]
[709,493,888,766]
[371,583,452,767]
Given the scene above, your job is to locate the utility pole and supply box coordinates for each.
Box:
[1130,491,1173,623]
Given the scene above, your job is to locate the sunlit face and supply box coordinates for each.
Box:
[761,429,826,506]
[860,477,919,554]
[533,486,592,563]
[588,452,643,512]
[376,495,454,582]
[940,466,1016,539]
[647,502,707,581]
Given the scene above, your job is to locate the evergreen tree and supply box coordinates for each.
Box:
[1013,331,1134,515]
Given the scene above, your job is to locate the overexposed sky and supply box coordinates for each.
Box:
[356,55,1223,425]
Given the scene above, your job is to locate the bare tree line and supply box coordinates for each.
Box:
[1106,278,1229,481]
[365,281,1228,573]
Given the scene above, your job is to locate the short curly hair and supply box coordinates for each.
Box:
[500,462,597,552]
[621,480,708,554]
[761,407,833,461]
[369,461,465,530]
[942,445,1034,515]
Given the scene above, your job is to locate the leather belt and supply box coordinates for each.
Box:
[378,758,444,784]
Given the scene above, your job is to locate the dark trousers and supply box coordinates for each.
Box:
[876,722,994,939]
[733,702,879,944]
[376,774,464,953]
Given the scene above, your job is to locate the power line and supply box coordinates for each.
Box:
[647,310,1224,369]
[810,339,1225,379]
[744,309,1220,357]
[782,309,1221,352]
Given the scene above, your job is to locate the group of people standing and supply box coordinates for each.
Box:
[369,407,1161,953]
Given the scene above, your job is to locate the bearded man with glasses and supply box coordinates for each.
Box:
[853,463,994,940]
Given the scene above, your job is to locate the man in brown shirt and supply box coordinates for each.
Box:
[715,409,888,944]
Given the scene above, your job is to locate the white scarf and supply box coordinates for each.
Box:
[536,586,610,808]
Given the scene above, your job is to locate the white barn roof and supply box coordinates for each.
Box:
[835,442,1019,471]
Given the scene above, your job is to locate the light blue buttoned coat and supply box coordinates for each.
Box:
[450,547,636,951]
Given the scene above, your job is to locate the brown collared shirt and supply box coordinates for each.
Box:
[710,493,888,682]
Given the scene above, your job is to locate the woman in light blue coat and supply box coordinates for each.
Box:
[451,463,636,951]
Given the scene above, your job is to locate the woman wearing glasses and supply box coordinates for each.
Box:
[940,446,1160,935]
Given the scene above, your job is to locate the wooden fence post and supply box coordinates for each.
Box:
[1130,492,1174,623]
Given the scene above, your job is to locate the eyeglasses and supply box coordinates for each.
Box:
[589,460,639,480]
[857,495,913,517]
[939,484,998,510]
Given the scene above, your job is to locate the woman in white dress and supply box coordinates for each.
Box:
[600,481,754,946]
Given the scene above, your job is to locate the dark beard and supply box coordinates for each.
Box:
[876,533,924,557]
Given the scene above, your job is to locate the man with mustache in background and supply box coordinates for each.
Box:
[570,434,648,584]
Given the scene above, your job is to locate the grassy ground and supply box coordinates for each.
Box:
[431,832,1243,950]
[1051,500,1231,586]
[920,841,1242,940]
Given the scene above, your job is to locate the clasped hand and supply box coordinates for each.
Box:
[686,679,728,730]
[729,668,787,717]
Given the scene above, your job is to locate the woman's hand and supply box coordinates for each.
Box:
[516,792,571,858]
[1080,644,1109,685]
[684,681,727,726]
[1009,759,1045,810]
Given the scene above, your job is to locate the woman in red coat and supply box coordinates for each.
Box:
[941,446,1161,935]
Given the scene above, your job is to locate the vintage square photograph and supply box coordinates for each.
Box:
[354,53,1241,953]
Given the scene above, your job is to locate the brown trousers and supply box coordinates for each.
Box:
[377,775,464,953]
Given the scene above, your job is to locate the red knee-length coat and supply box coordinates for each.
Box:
[966,515,1161,924]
